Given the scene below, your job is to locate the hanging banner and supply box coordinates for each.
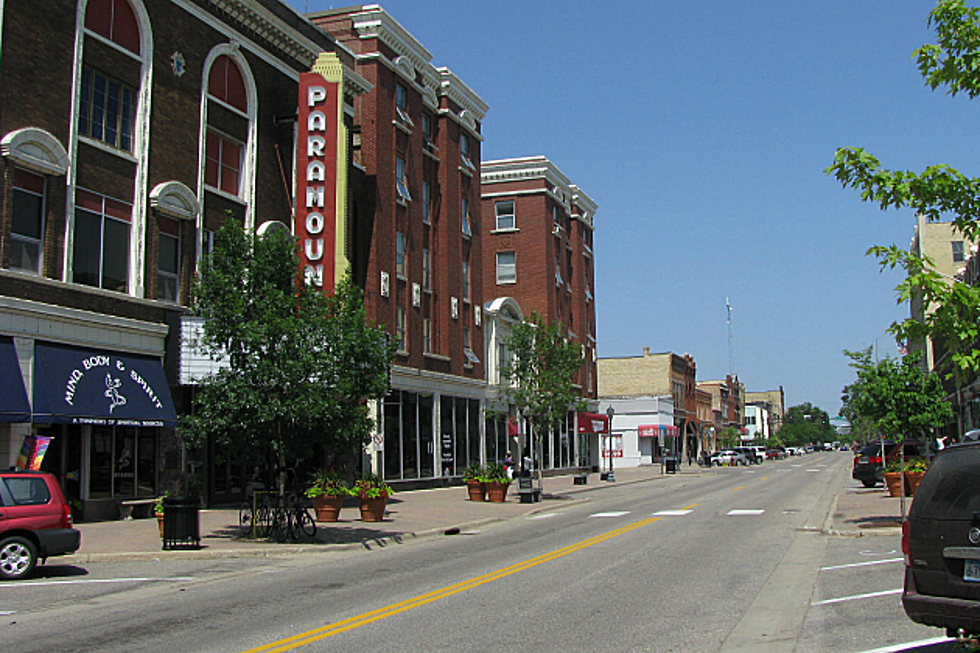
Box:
[15,435,53,471]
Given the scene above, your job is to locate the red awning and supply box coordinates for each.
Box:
[638,424,658,437]
[577,412,609,434]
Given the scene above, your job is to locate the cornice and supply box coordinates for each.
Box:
[481,157,573,209]
[350,6,433,77]
[437,67,488,124]
[207,0,330,68]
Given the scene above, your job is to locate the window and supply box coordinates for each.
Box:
[422,248,431,291]
[496,251,516,284]
[495,200,515,230]
[9,168,45,274]
[463,326,480,365]
[395,83,413,128]
[396,231,407,278]
[208,55,247,112]
[202,229,215,262]
[79,67,137,152]
[396,307,407,351]
[396,157,411,201]
[84,0,140,54]
[555,255,563,287]
[460,133,475,172]
[422,180,432,223]
[462,259,471,303]
[953,240,966,263]
[422,113,435,152]
[423,318,432,354]
[205,130,242,196]
[461,197,471,236]
[158,217,180,302]
[73,189,131,292]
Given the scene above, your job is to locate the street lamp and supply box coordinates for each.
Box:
[606,405,615,482]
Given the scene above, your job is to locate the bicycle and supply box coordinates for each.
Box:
[241,492,315,542]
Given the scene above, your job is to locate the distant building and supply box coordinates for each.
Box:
[743,405,769,440]
[698,376,744,445]
[745,387,785,436]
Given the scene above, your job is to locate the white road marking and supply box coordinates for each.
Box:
[0,576,196,588]
[589,511,630,518]
[742,470,756,474]
[653,510,693,516]
[526,513,559,520]
[820,558,904,571]
[860,549,898,556]
[853,636,952,653]
[811,588,902,605]
[806,469,821,473]
[728,509,765,516]
[0,610,15,615]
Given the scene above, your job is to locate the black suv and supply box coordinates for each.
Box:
[852,440,927,488]
[903,442,980,635]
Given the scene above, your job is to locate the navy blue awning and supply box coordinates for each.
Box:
[0,336,31,422]
[32,342,177,427]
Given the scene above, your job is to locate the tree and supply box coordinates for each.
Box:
[181,222,394,491]
[499,313,587,488]
[777,403,835,447]
[841,349,952,443]
[827,0,980,382]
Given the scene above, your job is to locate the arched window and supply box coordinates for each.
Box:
[207,55,247,112]
[84,0,140,54]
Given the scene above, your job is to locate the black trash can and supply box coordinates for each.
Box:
[162,496,200,550]
[665,457,678,474]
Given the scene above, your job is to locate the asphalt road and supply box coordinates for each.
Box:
[0,453,957,652]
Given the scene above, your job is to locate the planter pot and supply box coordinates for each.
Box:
[465,479,486,502]
[156,513,164,538]
[884,472,904,498]
[905,471,926,496]
[486,481,510,503]
[358,497,388,522]
[312,495,346,522]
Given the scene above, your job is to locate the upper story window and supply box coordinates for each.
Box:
[495,200,515,230]
[79,68,137,152]
[204,130,242,196]
[208,55,247,113]
[460,133,475,172]
[422,318,432,354]
[462,259,471,303]
[395,83,413,128]
[422,248,432,291]
[396,231,407,278]
[422,180,432,223]
[461,197,471,237]
[554,255,563,287]
[73,189,131,293]
[84,0,140,54]
[9,169,45,274]
[496,251,516,284]
[396,157,411,202]
[396,307,407,352]
[158,217,180,302]
[422,113,436,153]
[953,240,965,263]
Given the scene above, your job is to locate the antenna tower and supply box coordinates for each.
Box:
[726,298,735,377]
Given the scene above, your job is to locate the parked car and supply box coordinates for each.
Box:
[903,441,980,635]
[743,445,767,464]
[766,447,787,460]
[710,449,750,466]
[0,470,80,580]
[852,440,928,488]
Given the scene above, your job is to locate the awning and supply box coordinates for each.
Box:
[577,412,609,434]
[32,342,177,427]
[0,336,31,422]
[638,424,679,437]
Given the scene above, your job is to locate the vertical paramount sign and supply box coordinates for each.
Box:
[297,53,348,291]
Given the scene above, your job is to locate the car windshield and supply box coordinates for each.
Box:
[858,443,891,456]
[912,446,980,520]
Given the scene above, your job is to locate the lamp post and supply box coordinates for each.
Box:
[606,405,615,482]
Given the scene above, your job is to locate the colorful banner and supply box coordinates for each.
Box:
[15,435,53,471]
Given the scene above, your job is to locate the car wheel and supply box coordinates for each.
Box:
[0,536,37,580]
[861,479,877,488]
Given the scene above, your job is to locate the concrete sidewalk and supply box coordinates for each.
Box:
[62,458,904,563]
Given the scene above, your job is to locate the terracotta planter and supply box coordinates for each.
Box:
[358,497,388,522]
[486,481,510,503]
[465,479,486,502]
[312,495,346,522]
[905,471,926,496]
[884,472,904,497]
[156,513,164,538]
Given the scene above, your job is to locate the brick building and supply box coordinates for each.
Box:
[0,0,366,516]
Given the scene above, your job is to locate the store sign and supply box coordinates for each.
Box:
[601,434,624,458]
[297,55,345,291]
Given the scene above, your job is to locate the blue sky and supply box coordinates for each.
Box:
[291,1,980,415]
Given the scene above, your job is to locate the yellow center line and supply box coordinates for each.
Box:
[241,513,669,653]
[733,486,745,492]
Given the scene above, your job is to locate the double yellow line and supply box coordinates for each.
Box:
[243,503,698,652]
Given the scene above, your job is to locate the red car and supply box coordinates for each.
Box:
[0,470,80,580]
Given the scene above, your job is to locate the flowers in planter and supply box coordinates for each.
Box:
[484,462,509,485]
[305,469,353,498]
[463,462,485,482]
[354,473,395,500]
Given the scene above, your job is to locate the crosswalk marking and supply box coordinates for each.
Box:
[728,509,765,516]
[589,511,630,518]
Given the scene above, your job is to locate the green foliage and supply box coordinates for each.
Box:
[499,312,587,450]
[483,462,509,483]
[354,473,394,500]
[304,469,352,498]
[462,462,485,482]
[841,349,953,442]
[778,403,836,447]
[717,426,740,450]
[180,221,395,479]
[826,1,980,381]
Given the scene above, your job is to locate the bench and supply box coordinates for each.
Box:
[118,498,156,520]
[517,477,542,503]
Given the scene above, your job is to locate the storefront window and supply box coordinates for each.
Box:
[419,394,434,478]
[383,391,401,480]
[441,397,454,477]
[403,392,418,479]
[137,433,156,495]
[467,399,480,467]
[113,428,136,496]
[90,428,113,499]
